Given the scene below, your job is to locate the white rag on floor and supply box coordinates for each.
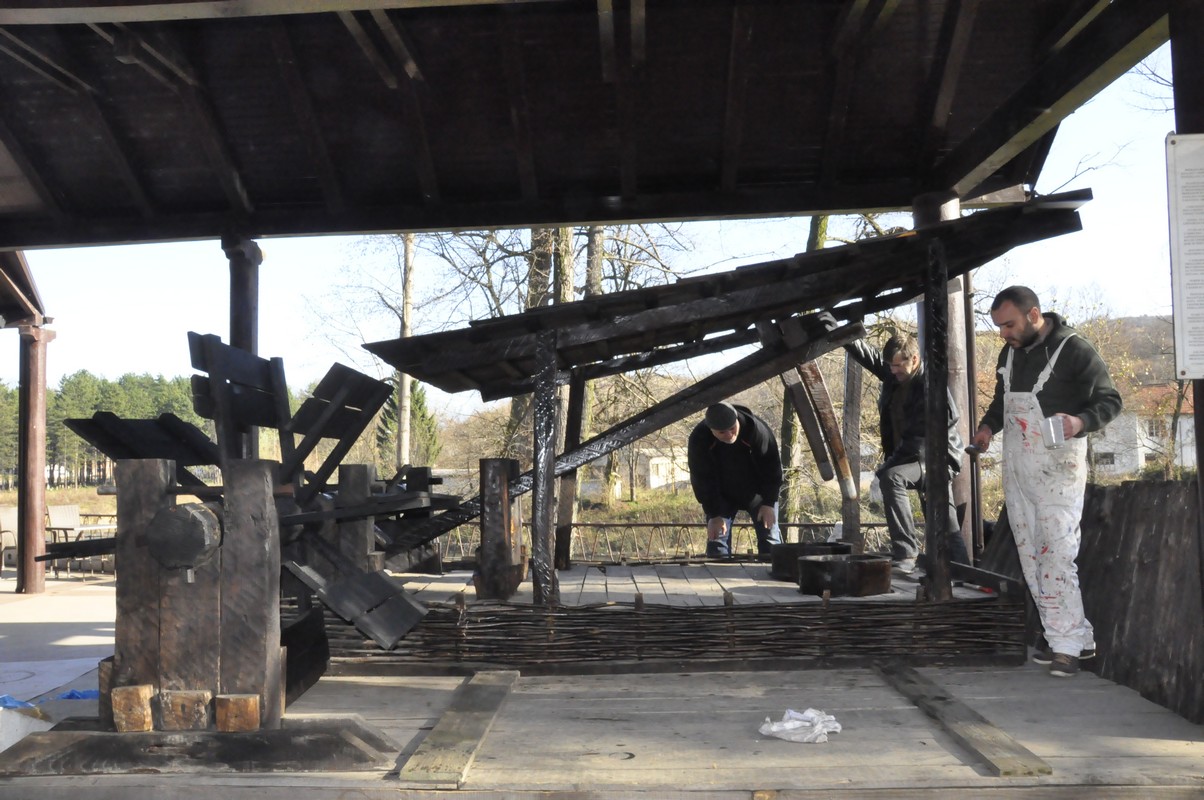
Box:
[758,708,842,743]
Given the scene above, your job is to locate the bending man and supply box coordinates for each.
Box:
[687,402,783,557]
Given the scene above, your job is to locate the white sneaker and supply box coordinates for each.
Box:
[892,558,917,574]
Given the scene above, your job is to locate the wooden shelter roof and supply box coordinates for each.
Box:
[365,190,1089,400]
[0,1,1170,253]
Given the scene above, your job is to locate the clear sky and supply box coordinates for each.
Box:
[5,46,1176,418]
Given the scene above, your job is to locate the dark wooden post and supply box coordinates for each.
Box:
[222,234,263,460]
[1169,0,1204,608]
[479,457,524,599]
[555,373,585,569]
[922,238,954,601]
[530,331,559,606]
[915,190,972,564]
[16,322,52,593]
[841,354,863,552]
[220,459,282,728]
[113,459,174,692]
[337,464,379,572]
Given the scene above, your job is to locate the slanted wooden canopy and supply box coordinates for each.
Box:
[365,192,1088,401]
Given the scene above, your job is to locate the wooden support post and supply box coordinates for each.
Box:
[113,459,174,691]
[158,504,221,695]
[842,353,864,552]
[222,234,263,460]
[15,322,53,594]
[220,459,283,728]
[915,190,972,566]
[555,373,586,569]
[337,463,378,572]
[922,238,954,601]
[478,458,524,600]
[530,332,560,606]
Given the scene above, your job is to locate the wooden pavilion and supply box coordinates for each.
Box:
[0,0,1202,778]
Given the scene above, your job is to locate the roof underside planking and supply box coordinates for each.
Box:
[0,0,1173,254]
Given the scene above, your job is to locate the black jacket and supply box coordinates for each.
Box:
[845,339,964,473]
[687,405,783,519]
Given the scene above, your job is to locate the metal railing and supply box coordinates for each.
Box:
[438,521,892,563]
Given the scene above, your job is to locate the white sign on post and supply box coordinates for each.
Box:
[1168,132,1204,380]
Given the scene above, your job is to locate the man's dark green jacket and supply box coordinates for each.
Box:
[979,313,1123,436]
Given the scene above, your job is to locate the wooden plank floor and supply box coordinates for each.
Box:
[395,562,987,607]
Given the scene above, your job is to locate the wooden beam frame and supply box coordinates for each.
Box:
[268,18,346,213]
[932,0,1170,197]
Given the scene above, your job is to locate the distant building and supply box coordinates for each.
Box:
[1089,385,1196,476]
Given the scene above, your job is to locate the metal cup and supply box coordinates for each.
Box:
[1041,416,1065,448]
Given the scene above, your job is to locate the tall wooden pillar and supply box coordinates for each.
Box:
[222,235,263,460]
[841,355,863,552]
[1169,0,1204,607]
[16,322,53,594]
[555,373,585,569]
[922,238,954,601]
[530,331,560,606]
[915,190,972,567]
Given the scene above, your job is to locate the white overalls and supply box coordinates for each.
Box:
[1000,335,1095,657]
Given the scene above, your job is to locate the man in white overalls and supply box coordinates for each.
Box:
[970,286,1122,678]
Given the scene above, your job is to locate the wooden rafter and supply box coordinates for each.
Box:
[337,11,399,89]
[267,18,345,213]
[0,107,66,221]
[0,1,567,26]
[719,5,752,192]
[91,22,252,216]
[596,0,615,82]
[369,8,423,82]
[498,9,538,201]
[915,0,979,181]
[629,0,645,65]
[932,0,1169,197]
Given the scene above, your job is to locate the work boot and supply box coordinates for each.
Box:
[1049,653,1080,678]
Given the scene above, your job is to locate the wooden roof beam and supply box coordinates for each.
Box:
[932,0,1169,198]
[93,22,252,216]
[31,26,156,217]
[369,8,424,82]
[914,0,979,181]
[337,11,399,89]
[0,1,570,25]
[719,5,752,192]
[267,19,346,213]
[820,0,897,187]
[0,110,67,221]
[361,9,443,203]
[596,0,616,83]
[499,10,538,201]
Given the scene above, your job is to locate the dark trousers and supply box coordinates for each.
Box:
[877,460,969,564]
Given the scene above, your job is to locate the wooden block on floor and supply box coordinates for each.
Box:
[398,670,519,789]
[158,689,213,731]
[215,693,261,732]
[111,684,154,733]
[877,663,1052,777]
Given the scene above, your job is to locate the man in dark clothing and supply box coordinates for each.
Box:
[687,402,783,557]
[845,333,970,572]
[971,286,1122,678]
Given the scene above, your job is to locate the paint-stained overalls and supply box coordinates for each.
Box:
[1000,334,1096,657]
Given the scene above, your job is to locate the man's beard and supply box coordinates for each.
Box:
[1016,318,1041,348]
